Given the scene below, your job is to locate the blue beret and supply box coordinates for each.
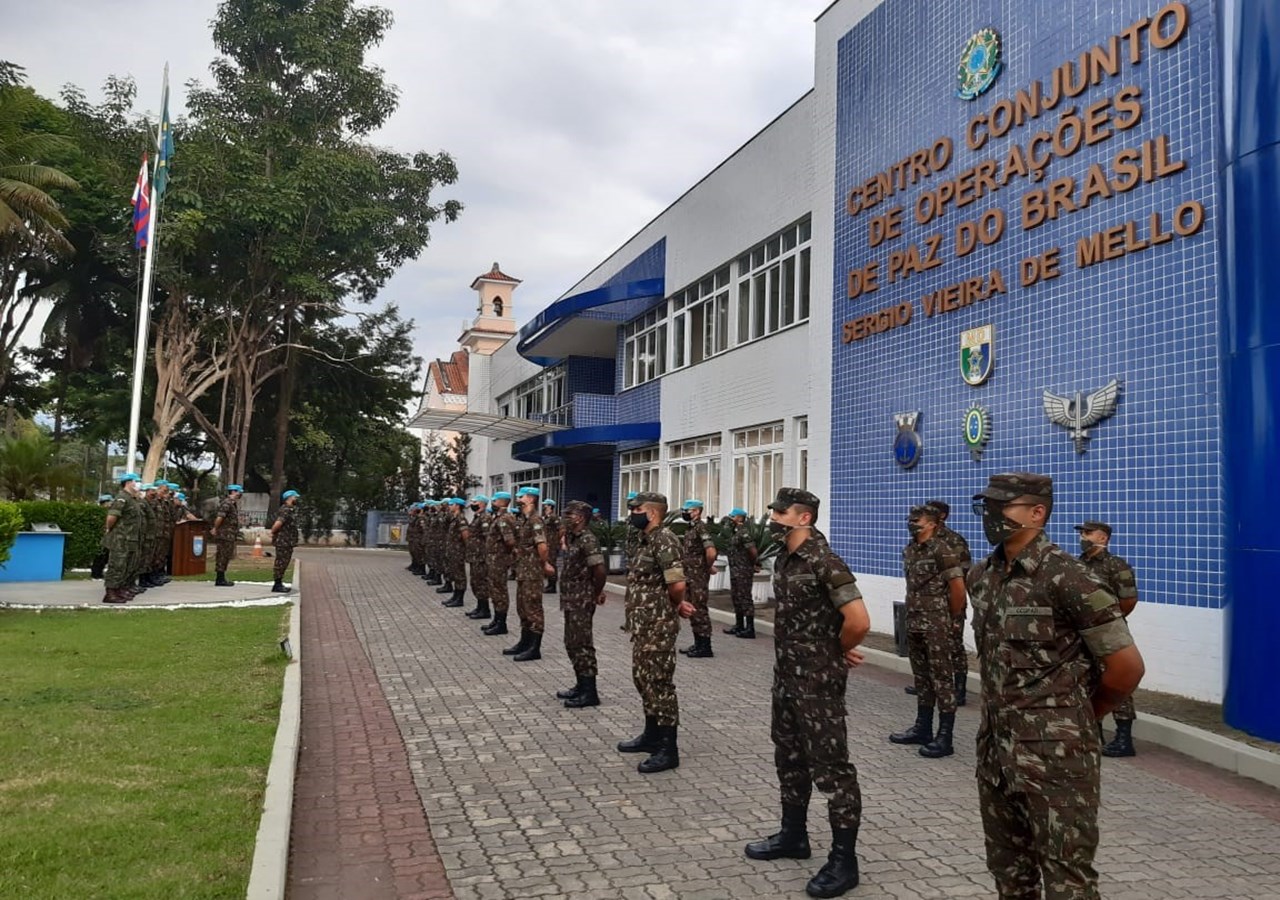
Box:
[492,491,513,501]
[176,492,187,501]
[448,498,465,506]
[516,486,541,498]
[227,484,243,493]
[729,507,748,517]
[626,491,638,500]
[98,493,114,502]
[682,499,704,510]
[543,499,556,507]
[470,494,489,504]
[282,490,300,500]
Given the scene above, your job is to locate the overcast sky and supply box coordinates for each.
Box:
[8,0,821,391]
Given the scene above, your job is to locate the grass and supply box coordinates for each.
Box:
[0,607,289,899]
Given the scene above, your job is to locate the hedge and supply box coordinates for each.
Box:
[14,501,108,570]
[0,501,22,569]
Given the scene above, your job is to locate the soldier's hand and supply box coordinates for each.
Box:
[543,562,555,577]
[843,647,866,669]
[676,600,695,618]
[595,591,607,606]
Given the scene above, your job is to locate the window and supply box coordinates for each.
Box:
[733,422,785,517]
[735,217,812,345]
[670,266,730,370]
[668,435,721,514]
[509,465,564,507]
[622,306,668,389]
[796,417,809,490]
[500,365,566,421]
[619,447,660,513]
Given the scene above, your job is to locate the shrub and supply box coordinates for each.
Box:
[14,501,108,570]
[0,500,23,569]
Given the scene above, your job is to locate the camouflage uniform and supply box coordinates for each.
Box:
[103,490,142,591]
[487,508,517,616]
[771,524,864,831]
[514,511,548,634]
[561,518,605,678]
[628,521,686,727]
[136,494,157,583]
[151,492,173,575]
[446,509,467,590]
[466,508,491,605]
[969,521,1134,900]
[213,497,241,572]
[1080,544,1139,723]
[543,510,562,589]
[936,521,973,677]
[273,504,299,582]
[903,534,963,713]
[680,516,716,640]
[728,520,757,618]
[407,509,425,570]
[425,507,442,576]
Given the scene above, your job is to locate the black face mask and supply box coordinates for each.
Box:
[680,511,692,521]
[628,512,649,530]
[768,521,789,536]
[470,505,481,512]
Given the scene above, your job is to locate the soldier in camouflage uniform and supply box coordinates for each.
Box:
[745,488,869,899]
[621,491,640,633]
[406,503,425,575]
[1075,520,1141,758]
[269,489,301,593]
[211,484,243,587]
[542,499,561,594]
[616,491,693,774]
[890,505,966,758]
[677,499,719,659]
[555,500,607,708]
[463,495,492,620]
[503,487,554,661]
[422,502,442,585]
[101,472,144,603]
[482,492,518,637]
[913,500,973,707]
[969,473,1145,900]
[90,493,114,580]
[144,483,171,587]
[134,484,158,592]
[724,507,759,638]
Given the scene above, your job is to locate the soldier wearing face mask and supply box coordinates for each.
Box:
[890,505,966,759]
[463,496,493,621]
[482,492,518,637]
[968,473,1144,900]
[502,487,554,662]
[1075,520,1140,758]
[677,499,719,659]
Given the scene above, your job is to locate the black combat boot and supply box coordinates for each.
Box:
[443,588,465,608]
[564,676,600,709]
[503,628,531,656]
[1102,719,1137,757]
[271,579,289,593]
[214,571,235,587]
[955,671,967,707]
[737,616,756,639]
[805,819,859,898]
[436,579,454,594]
[406,562,419,573]
[904,685,918,695]
[426,570,442,585]
[919,712,955,758]
[482,612,508,636]
[617,716,660,753]
[745,804,811,860]
[637,725,679,773]
[466,599,491,619]
[544,576,557,594]
[889,706,934,745]
[685,635,714,658]
[724,613,744,635]
[556,676,584,701]
[513,632,542,662]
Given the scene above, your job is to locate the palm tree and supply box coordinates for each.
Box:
[0,62,77,252]
[0,428,83,500]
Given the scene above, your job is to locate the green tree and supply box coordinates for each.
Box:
[0,425,84,500]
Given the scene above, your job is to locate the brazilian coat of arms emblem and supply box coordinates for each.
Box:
[957,28,1002,100]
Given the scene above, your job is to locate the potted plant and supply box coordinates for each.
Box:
[590,519,630,573]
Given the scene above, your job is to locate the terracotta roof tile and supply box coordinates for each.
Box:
[470,261,521,288]
[430,350,469,396]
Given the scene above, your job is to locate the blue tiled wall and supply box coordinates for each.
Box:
[829,0,1222,608]
[566,356,616,397]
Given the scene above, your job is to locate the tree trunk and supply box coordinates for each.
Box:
[267,341,297,518]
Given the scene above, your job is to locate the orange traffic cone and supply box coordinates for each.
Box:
[252,535,263,558]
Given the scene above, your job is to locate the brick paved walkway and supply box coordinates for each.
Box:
[293,549,1280,899]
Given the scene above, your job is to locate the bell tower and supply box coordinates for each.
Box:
[460,262,520,356]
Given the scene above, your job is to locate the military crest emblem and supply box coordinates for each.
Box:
[1043,378,1122,453]
[960,324,994,386]
[962,403,992,461]
[893,411,922,469]
[192,534,205,558]
[957,28,1002,100]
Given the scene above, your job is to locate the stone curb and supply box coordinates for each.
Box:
[246,563,303,900]
[607,586,1280,792]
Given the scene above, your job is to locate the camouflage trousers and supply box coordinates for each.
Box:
[951,610,969,677]
[273,539,295,581]
[772,693,862,830]
[448,551,466,587]
[729,565,754,617]
[408,539,423,567]
[489,566,511,615]
[151,532,171,573]
[105,548,136,589]
[908,608,956,714]
[631,610,679,726]
[685,568,711,638]
[468,559,488,604]
[517,576,545,634]
[978,768,1100,900]
[563,604,598,678]
[215,538,237,573]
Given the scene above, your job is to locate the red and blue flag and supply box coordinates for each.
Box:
[131,154,150,249]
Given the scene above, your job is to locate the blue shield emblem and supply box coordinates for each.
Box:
[192,535,205,558]
[960,324,994,386]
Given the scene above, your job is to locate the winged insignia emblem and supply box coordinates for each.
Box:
[1042,378,1122,454]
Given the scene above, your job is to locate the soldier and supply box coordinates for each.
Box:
[406,503,425,575]
[150,482,174,586]
[91,493,114,580]
[555,500,607,708]
[677,499,719,659]
[503,487,554,661]
[211,484,243,587]
[1075,519,1141,758]
[616,491,694,774]
[464,495,492,620]
[969,473,1145,900]
[482,492,518,637]
[101,472,144,604]
[922,499,974,707]
[889,505,966,758]
[621,490,640,633]
[744,487,869,899]
[269,489,300,593]
[134,483,158,592]
[724,507,759,638]
[542,499,561,594]
[174,492,197,522]
[441,499,469,607]
[423,501,443,585]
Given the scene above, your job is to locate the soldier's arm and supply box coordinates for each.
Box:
[1115,560,1139,617]
[839,600,870,667]
[1094,644,1145,718]
[270,517,283,537]
[1056,566,1143,717]
[105,514,119,532]
[937,546,966,617]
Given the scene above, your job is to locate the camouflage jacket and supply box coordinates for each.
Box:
[902,536,963,622]
[968,532,1135,796]
[139,496,158,547]
[542,514,561,556]
[936,523,973,572]
[214,499,241,542]
[487,509,517,568]
[104,491,143,552]
[679,519,716,578]
[1080,548,1138,603]
[561,527,605,610]
[274,505,299,545]
[728,523,756,571]
[406,514,423,549]
[513,512,547,581]
[627,526,685,625]
[772,529,862,698]
[465,510,490,563]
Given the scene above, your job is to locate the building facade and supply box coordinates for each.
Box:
[414,0,1280,739]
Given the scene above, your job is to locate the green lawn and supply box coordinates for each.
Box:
[0,607,289,899]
